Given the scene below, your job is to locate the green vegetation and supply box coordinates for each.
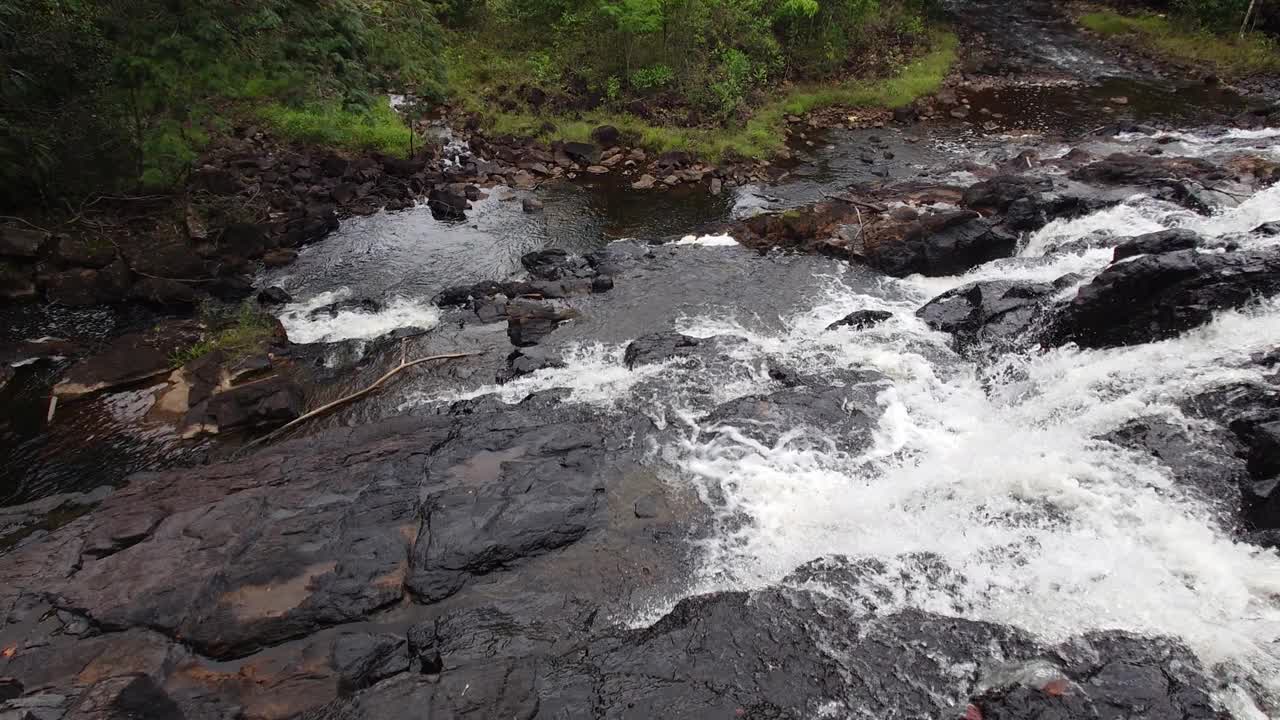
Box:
[257,101,416,156]
[447,0,949,161]
[1080,8,1280,77]
[170,302,280,367]
[471,31,954,160]
[0,0,445,207]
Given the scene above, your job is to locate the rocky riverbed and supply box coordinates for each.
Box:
[4,1,1280,719]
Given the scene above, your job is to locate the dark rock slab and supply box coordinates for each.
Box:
[1052,248,1280,348]
[1112,228,1202,261]
[703,371,886,450]
[562,141,601,165]
[1101,416,1247,520]
[506,300,577,346]
[623,331,701,369]
[827,309,893,331]
[51,320,203,400]
[918,279,1060,351]
[427,186,468,221]
[962,175,1054,231]
[1070,153,1225,187]
[520,249,595,281]
[308,297,382,319]
[862,211,1019,277]
[258,286,292,305]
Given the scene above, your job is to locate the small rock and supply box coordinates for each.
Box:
[522,197,544,213]
[261,249,298,267]
[631,174,657,191]
[585,165,609,175]
[709,178,723,196]
[827,309,893,331]
[258,286,292,305]
[1110,96,1129,105]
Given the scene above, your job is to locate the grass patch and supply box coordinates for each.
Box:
[171,302,279,367]
[257,99,416,156]
[460,31,957,162]
[1079,10,1280,77]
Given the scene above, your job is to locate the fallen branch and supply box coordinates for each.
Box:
[244,349,481,450]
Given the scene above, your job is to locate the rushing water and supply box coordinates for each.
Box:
[383,127,1280,714]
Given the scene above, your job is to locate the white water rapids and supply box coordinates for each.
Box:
[393,130,1280,715]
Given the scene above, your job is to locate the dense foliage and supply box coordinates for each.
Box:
[447,0,939,123]
[0,0,444,207]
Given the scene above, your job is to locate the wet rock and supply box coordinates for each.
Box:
[655,150,691,169]
[962,176,1054,232]
[860,211,1019,277]
[427,186,468,221]
[1101,416,1246,519]
[0,227,48,258]
[309,297,382,318]
[186,375,304,435]
[474,297,508,324]
[262,248,299,267]
[52,320,203,400]
[1112,228,1202,261]
[521,197,543,212]
[827,309,892,331]
[258,286,292,305]
[1070,153,1224,187]
[520,248,594,281]
[631,174,657,190]
[709,177,722,195]
[1255,221,1280,236]
[332,633,409,693]
[623,332,700,369]
[591,274,614,292]
[918,279,1059,351]
[1051,248,1280,348]
[219,222,272,260]
[585,164,609,175]
[497,346,564,383]
[0,678,21,701]
[506,300,577,346]
[0,364,12,393]
[704,370,886,449]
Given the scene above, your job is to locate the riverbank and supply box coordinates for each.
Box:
[1077,5,1280,90]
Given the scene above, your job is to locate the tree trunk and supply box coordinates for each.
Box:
[1241,0,1258,38]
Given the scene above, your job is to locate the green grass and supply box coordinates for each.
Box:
[170,303,279,367]
[1080,10,1280,77]
[257,99,416,156]
[457,31,957,162]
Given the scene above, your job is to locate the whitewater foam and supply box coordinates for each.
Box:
[277,288,441,344]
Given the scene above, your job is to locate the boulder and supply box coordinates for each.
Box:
[1112,228,1201,261]
[1101,416,1247,520]
[521,197,543,212]
[520,248,593,281]
[962,176,1054,232]
[623,332,701,369]
[918,279,1061,350]
[1051,248,1280,348]
[258,286,292,305]
[655,150,691,168]
[703,373,884,450]
[427,186,468,221]
[1070,153,1225,187]
[590,125,621,147]
[860,211,1019,277]
[188,375,304,434]
[0,227,48,258]
[827,309,893,331]
[562,141,600,165]
[506,300,577,346]
[496,347,564,383]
